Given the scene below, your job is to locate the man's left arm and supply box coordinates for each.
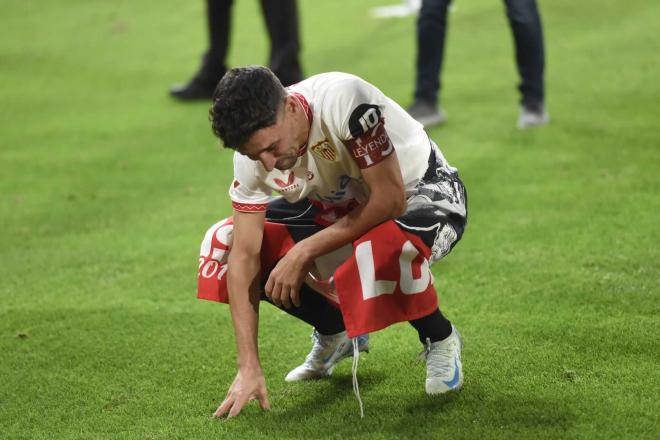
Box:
[265,151,406,308]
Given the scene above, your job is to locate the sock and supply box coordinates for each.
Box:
[409,308,452,344]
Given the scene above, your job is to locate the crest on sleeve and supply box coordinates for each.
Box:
[349,104,382,138]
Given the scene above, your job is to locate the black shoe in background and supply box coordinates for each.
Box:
[170,70,223,101]
[272,66,303,87]
[170,57,303,101]
[170,57,225,101]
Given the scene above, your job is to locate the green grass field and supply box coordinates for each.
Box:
[1,0,659,438]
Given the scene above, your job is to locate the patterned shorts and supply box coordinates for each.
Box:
[396,143,467,262]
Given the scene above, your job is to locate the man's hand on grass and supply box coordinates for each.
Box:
[214,368,270,418]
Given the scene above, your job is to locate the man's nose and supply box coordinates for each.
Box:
[259,152,276,171]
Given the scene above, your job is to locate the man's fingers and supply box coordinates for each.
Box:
[228,394,250,418]
[218,394,269,418]
[280,286,292,309]
[291,286,301,307]
[258,391,271,410]
[264,276,273,298]
[270,282,283,307]
[214,396,233,418]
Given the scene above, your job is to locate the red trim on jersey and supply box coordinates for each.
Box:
[290,92,312,156]
[232,201,268,212]
[291,92,312,125]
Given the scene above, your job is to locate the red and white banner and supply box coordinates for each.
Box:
[197,218,295,304]
[197,218,438,337]
[334,221,438,337]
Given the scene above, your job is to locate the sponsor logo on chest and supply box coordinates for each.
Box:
[273,172,300,193]
[272,169,313,193]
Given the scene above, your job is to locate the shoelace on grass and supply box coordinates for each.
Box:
[351,337,364,419]
[304,331,365,418]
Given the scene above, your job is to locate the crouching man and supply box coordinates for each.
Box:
[198,66,468,417]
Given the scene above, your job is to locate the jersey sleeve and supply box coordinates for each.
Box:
[228,152,273,212]
[329,77,395,169]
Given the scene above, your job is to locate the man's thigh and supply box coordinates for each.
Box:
[396,206,465,264]
[396,166,467,263]
[265,197,323,242]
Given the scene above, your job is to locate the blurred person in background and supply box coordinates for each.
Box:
[170,0,303,101]
[407,0,548,129]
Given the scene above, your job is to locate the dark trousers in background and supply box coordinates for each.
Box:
[203,0,303,86]
[415,0,545,107]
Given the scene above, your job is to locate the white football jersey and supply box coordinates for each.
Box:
[229,72,450,218]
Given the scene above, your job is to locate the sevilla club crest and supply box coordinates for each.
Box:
[311,139,338,162]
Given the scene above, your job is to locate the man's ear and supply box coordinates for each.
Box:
[284,95,297,114]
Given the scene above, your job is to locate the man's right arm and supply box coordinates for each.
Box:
[214,209,270,418]
[228,209,265,371]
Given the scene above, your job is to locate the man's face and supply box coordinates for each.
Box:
[241,98,305,172]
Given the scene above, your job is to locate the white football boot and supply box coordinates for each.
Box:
[421,325,464,394]
[285,330,369,382]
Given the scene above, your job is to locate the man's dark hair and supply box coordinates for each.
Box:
[209,66,286,150]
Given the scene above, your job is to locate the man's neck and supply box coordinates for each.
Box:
[292,98,310,150]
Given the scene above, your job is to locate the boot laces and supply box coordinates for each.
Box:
[303,330,340,368]
[419,337,454,377]
[351,337,364,418]
[303,331,365,418]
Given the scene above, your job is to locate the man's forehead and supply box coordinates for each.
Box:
[238,102,288,155]
[241,124,279,155]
